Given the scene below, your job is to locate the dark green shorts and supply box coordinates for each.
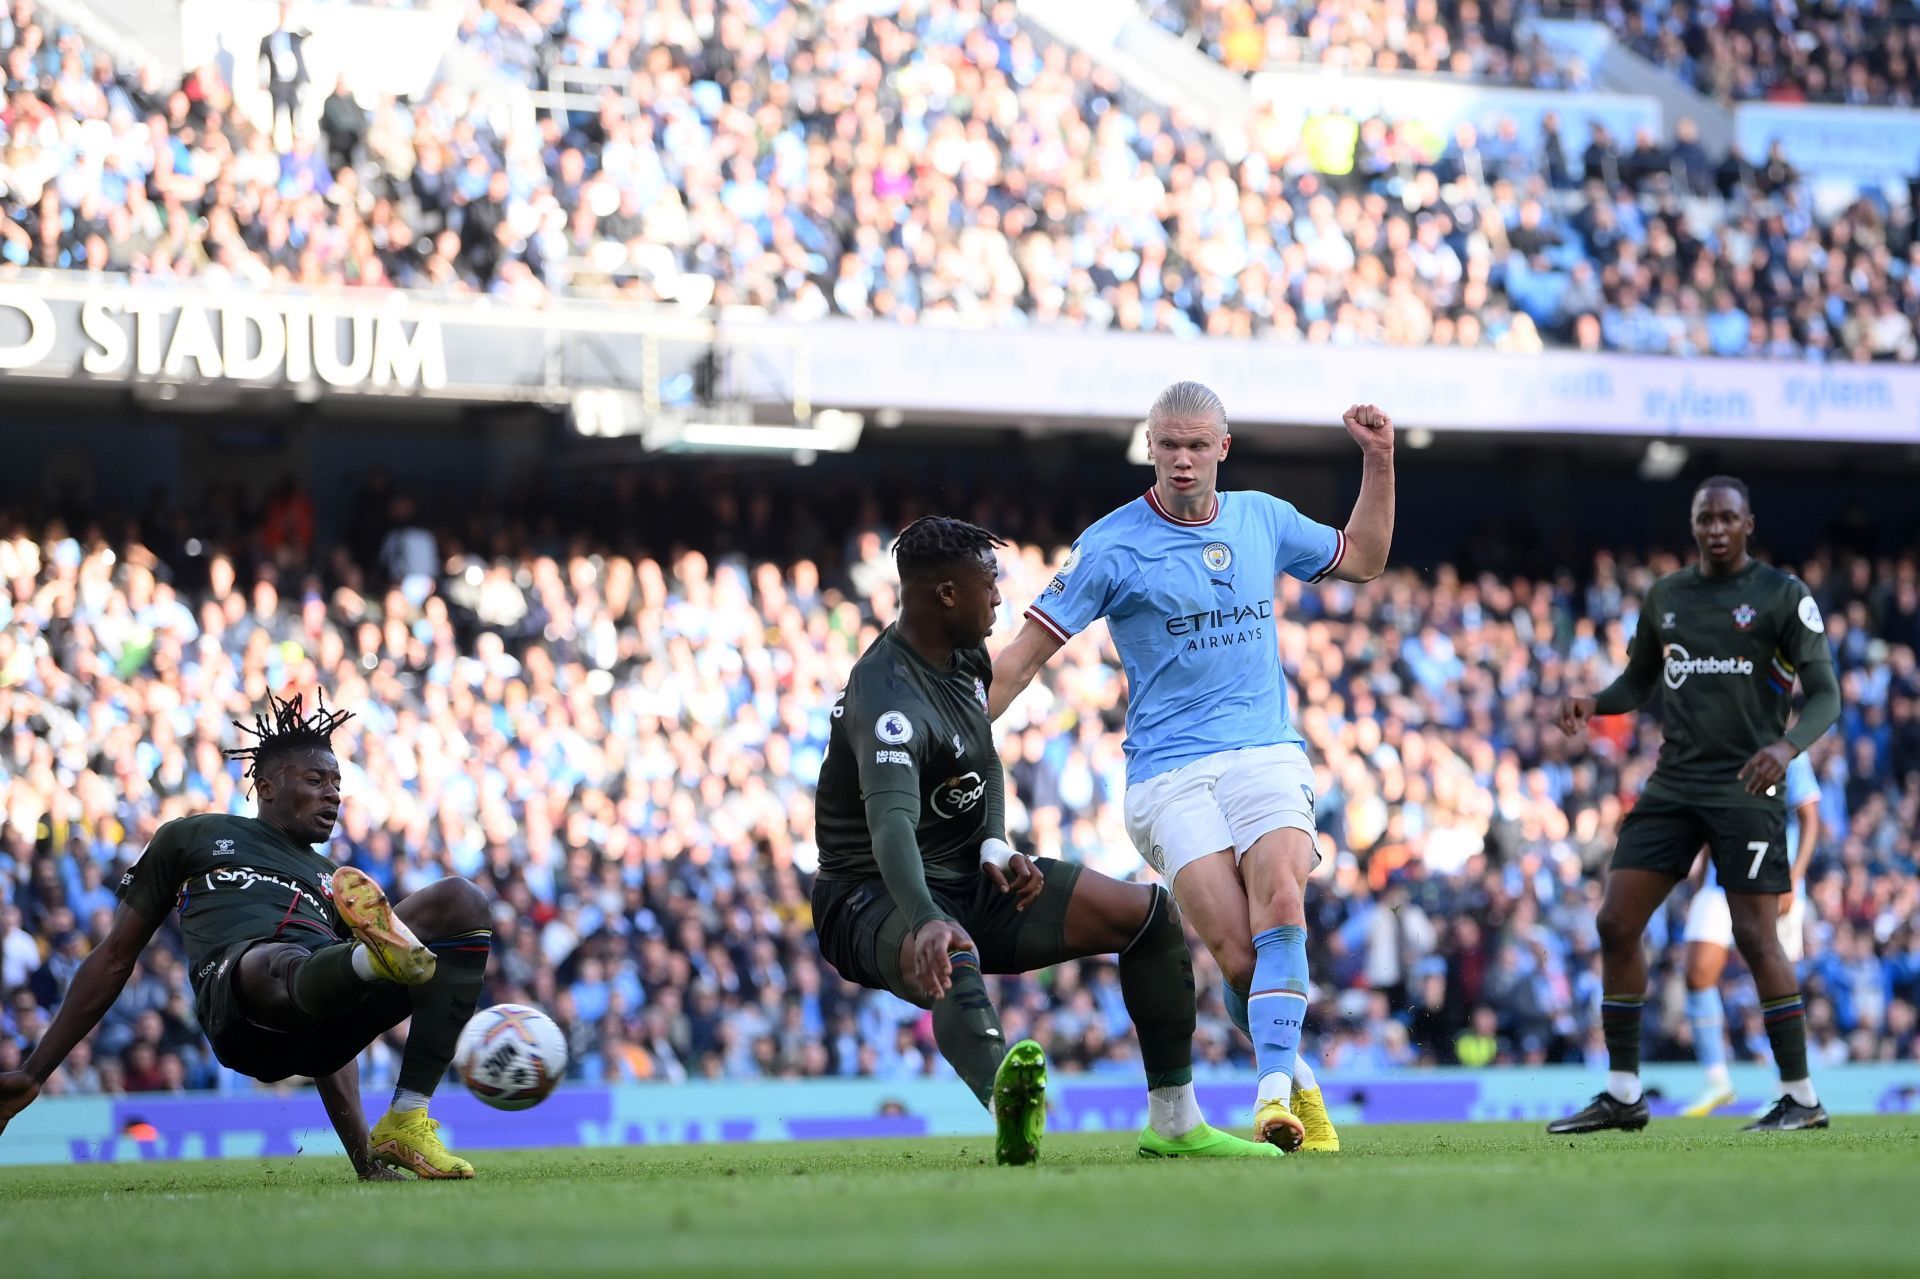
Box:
[811,859,1082,1006]
[196,937,413,1083]
[1611,792,1791,893]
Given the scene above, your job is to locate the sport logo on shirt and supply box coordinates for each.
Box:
[931,771,986,818]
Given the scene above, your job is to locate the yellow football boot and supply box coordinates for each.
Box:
[1254,1099,1305,1153]
[1294,1085,1341,1152]
[331,867,435,986]
[370,1109,474,1179]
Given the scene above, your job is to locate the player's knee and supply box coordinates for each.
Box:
[1245,876,1305,932]
[1594,906,1638,953]
[398,876,492,939]
[1123,886,1186,960]
[1213,936,1256,992]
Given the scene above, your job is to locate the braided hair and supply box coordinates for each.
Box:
[224,692,355,786]
[892,515,1006,583]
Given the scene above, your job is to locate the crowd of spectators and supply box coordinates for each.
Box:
[0,0,1914,358]
[1146,0,1589,85]
[1,475,1916,1099]
[1544,0,1920,107]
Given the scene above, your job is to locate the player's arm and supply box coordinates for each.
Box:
[988,619,1065,720]
[846,685,972,998]
[867,793,972,1000]
[1560,596,1662,734]
[315,1061,402,1181]
[991,538,1116,719]
[1740,592,1840,794]
[0,902,162,1133]
[1330,404,1395,582]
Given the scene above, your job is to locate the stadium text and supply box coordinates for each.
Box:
[0,290,448,391]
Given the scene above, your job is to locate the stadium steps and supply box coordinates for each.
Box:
[1527,17,1732,151]
[1017,0,1257,160]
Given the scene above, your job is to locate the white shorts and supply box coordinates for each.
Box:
[1682,885,1807,964]
[1123,743,1319,885]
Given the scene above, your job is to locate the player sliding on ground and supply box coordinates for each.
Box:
[1680,752,1820,1118]
[991,384,1396,1153]
[0,695,493,1179]
[811,517,1275,1164]
[1550,476,1839,1135]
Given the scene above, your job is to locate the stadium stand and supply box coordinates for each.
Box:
[0,0,1913,358]
[1,482,1915,1095]
[1542,0,1920,107]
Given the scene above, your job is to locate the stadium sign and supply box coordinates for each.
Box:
[0,287,447,391]
[743,320,1920,444]
[0,278,723,406]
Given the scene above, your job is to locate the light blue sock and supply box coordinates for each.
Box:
[1250,925,1309,1105]
[1223,982,1251,1037]
[1687,986,1729,1078]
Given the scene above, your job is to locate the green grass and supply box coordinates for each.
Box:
[3,1119,1917,1278]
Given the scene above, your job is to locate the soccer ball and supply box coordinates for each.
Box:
[455,1003,568,1111]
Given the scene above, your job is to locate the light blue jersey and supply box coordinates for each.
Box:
[1025,487,1345,785]
[1705,753,1819,889]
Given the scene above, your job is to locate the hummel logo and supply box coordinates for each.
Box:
[951,733,965,757]
[213,839,235,856]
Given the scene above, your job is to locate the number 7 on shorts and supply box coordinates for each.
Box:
[1747,840,1769,880]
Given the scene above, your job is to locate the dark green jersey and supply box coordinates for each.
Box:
[119,813,347,998]
[814,627,1002,886]
[1621,561,1832,808]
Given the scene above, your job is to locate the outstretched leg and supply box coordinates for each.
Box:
[1044,865,1274,1159]
[367,876,493,1179]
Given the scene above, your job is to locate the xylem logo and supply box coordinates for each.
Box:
[1663,643,1754,689]
[931,771,986,818]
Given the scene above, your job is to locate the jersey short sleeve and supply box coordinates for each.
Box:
[1263,493,1346,583]
[1781,578,1832,673]
[841,669,925,804]
[1026,538,1119,642]
[119,819,190,924]
[1783,753,1819,808]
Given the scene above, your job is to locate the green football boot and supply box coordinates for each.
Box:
[1138,1122,1281,1159]
[992,1039,1048,1166]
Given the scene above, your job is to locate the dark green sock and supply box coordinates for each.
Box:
[1761,994,1811,1082]
[1119,887,1196,1090]
[290,942,371,1019]
[1600,993,1644,1076]
[397,930,492,1096]
[931,951,1006,1108]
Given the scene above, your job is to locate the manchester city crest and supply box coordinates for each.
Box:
[1202,542,1232,572]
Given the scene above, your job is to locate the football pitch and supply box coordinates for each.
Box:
[3,1118,1917,1278]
